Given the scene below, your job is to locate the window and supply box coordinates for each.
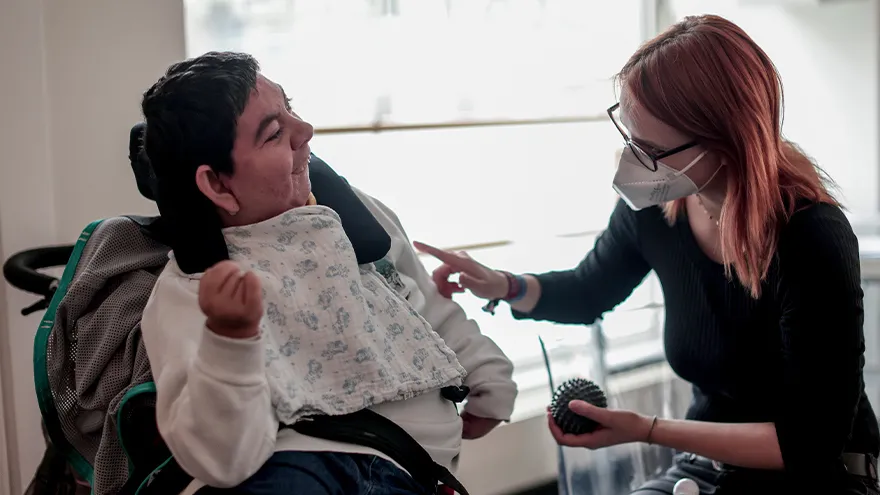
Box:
[185,0,664,420]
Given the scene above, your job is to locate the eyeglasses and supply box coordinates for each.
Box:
[607,102,699,172]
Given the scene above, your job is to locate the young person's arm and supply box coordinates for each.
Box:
[141,264,276,488]
[355,189,518,424]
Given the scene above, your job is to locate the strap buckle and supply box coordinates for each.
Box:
[440,385,470,403]
[481,298,501,315]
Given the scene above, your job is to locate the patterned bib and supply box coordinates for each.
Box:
[222,205,467,424]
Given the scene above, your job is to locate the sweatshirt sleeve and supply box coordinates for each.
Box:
[353,189,518,421]
[514,199,651,325]
[140,265,277,488]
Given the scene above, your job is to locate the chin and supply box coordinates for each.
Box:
[293,181,312,207]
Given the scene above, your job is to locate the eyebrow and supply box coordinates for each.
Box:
[254,111,281,145]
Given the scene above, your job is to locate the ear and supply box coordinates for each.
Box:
[194,165,240,216]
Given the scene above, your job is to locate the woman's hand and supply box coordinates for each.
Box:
[199,260,264,339]
[547,400,654,449]
[412,241,509,300]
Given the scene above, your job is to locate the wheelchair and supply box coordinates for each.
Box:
[3,123,469,495]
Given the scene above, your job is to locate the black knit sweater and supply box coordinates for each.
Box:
[515,199,879,484]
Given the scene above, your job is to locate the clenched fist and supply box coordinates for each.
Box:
[199,260,263,339]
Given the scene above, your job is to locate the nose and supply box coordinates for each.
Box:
[290,118,314,151]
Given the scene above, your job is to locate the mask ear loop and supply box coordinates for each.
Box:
[697,160,725,192]
[669,149,709,177]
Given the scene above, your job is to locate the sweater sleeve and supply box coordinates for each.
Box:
[513,199,652,325]
[352,188,518,422]
[773,203,866,480]
[140,264,277,488]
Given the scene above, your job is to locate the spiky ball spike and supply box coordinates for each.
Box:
[550,378,607,435]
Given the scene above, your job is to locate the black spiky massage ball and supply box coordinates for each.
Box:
[550,378,607,435]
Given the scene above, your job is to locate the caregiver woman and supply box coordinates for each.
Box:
[415,14,880,494]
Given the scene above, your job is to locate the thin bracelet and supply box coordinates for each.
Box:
[646,415,659,445]
[508,274,528,302]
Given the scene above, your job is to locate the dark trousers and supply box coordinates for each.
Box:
[198,451,429,495]
[631,453,880,494]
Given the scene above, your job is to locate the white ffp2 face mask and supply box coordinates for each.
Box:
[612,146,717,210]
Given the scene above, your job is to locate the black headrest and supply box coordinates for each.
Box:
[129,123,158,201]
[128,123,390,273]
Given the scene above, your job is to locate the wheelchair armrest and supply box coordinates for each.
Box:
[3,245,75,315]
[117,390,171,478]
[3,245,73,297]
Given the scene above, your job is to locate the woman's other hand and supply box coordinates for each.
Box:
[199,260,263,339]
[413,241,509,300]
[547,401,654,449]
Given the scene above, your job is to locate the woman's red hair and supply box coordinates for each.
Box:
[617,14,837,297]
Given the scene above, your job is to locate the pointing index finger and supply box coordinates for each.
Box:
[412,241,474,271]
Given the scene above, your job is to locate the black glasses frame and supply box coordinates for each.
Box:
[607,102,699,172]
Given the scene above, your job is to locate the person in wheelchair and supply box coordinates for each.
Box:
[138,51,516,494]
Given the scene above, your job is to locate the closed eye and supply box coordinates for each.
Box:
[267,127,283,142]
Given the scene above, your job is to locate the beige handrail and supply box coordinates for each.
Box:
[314,114,607,135]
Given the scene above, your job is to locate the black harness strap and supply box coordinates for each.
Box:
[292,409,469,495]
[136,394,472,495]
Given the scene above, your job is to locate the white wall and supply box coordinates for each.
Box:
[0,0,878,494]
[1,1,61,492]
[0,0,179,492]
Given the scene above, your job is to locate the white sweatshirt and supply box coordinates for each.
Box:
[140,187,517,488]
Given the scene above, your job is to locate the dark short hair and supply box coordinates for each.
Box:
[141,51,259,178]
[140,51,259,273]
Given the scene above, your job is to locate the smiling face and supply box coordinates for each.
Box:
[195,74,314,226]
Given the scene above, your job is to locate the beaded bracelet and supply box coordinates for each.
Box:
[481,271,527,315]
